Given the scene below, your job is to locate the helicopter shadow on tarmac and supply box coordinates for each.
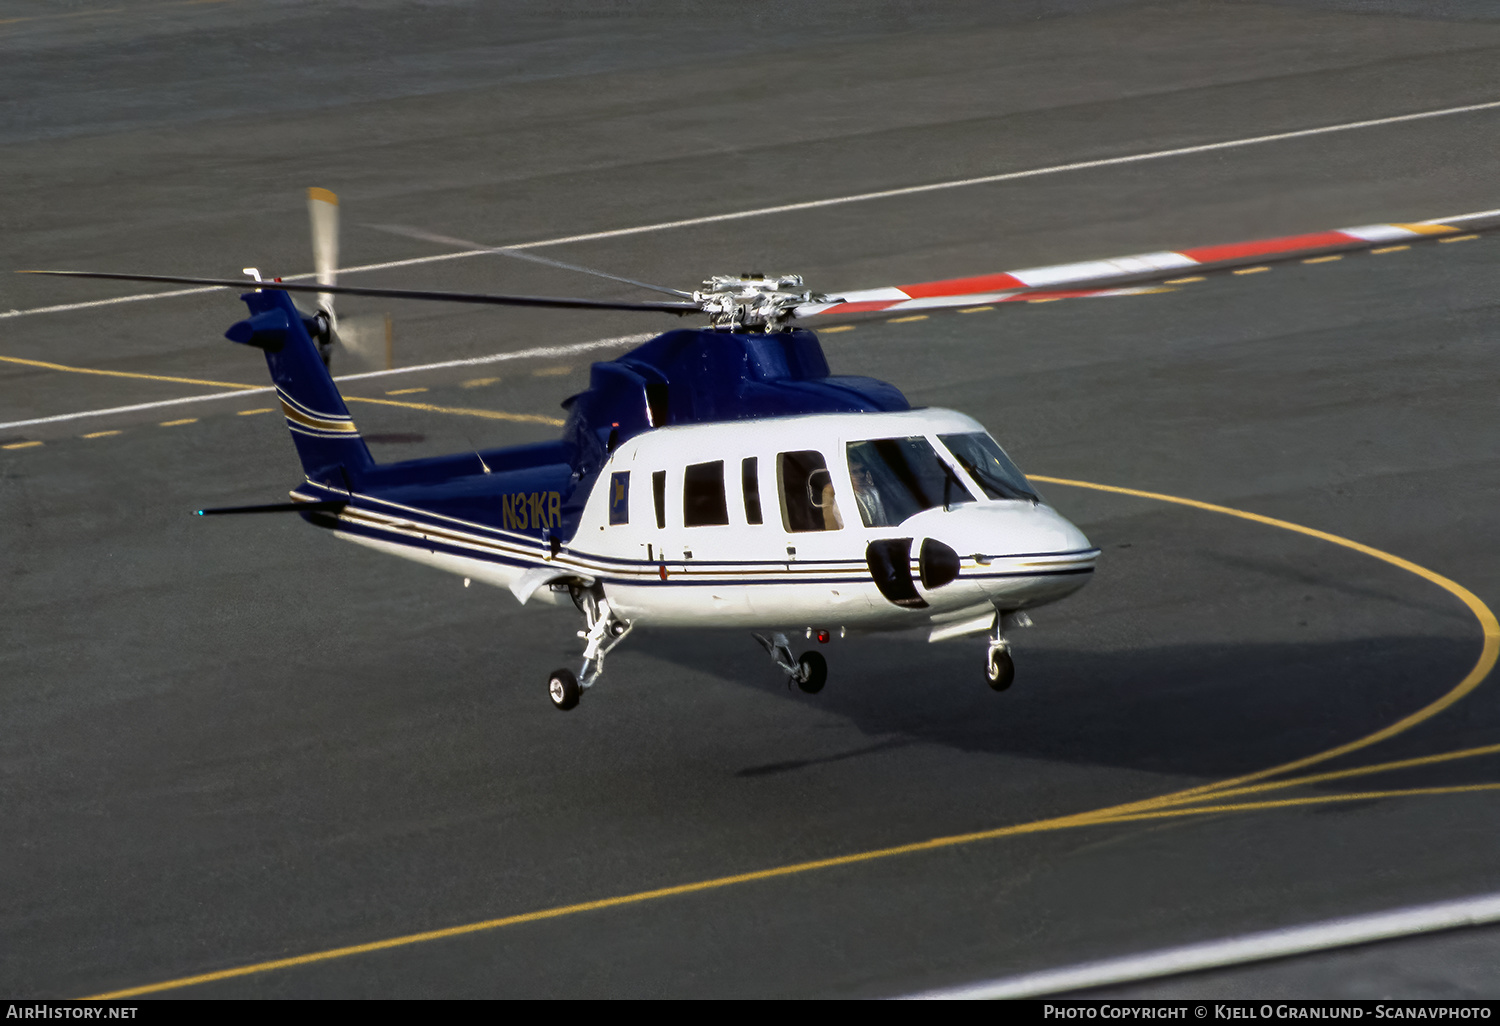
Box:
[648,628,1482,782]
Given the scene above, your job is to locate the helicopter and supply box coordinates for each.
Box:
[26,192,1499,710]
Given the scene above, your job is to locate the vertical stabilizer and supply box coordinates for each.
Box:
[225,287,374,487]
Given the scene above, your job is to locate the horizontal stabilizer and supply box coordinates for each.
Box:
[195,500,348,516]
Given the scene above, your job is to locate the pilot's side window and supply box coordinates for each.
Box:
[652,470,666,529]
[683,460,729,527]
[778,450,843,532]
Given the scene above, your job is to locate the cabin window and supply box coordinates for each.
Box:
[742,457,763,525]
[652,470,666,529]
[683,460,729,527]
[846,436,975,528]
[608,472,630,525]
[938,432,1039,502]
[778,450,843,532]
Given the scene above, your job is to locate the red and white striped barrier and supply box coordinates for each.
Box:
[799,208,1500,318]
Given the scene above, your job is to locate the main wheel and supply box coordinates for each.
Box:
[548,667,581,710]
[986,648,1015,691]
[796,650,827,694]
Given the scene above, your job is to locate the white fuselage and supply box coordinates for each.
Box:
[328,408,1098,638]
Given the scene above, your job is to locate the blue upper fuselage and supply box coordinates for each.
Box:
[367,327,911,545]
[229,289,908,545]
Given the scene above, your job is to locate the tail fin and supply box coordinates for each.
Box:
[226,287,374,487]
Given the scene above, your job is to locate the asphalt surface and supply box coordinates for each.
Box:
[3,0,1500,1000]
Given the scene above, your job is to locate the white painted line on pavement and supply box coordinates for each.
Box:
[902,891,1500,999]
[6,98,1499,322]
[0,333,652,432]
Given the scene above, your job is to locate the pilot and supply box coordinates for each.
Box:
[851,464,887,527]
[819,478,843,530]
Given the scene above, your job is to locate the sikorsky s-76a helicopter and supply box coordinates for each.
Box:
[28,192,1499,710]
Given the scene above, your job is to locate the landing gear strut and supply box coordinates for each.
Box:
[547,584,632,711]
[753,632,826,694]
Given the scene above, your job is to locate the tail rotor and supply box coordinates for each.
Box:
[307,187,393,371]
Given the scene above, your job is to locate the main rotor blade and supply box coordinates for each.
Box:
[195,500,347,516]
[21,270,702,314]
[366,223,695,299]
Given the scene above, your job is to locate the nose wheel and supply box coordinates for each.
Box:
[985,613,1021,691]
[985,646,1014,691]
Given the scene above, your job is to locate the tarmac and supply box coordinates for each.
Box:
[3,0,1499,999]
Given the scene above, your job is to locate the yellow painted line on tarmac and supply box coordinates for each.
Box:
[1027,297,1062,304]
[1164,276,1206,284]
[888,315,929,323]
[958,306,995,314]
[237,408,274,416]
[2,440,42,450]
[0,353,560,429]
[344,395,564,427]
[1371,245,1410,254]
[385,387,427,396]
[80,802,1150,1000]
[532,366,572,377]
[1163,742,1500,807]
[85,477,1500,999]
[819,325,856,333]
[1232,266,1271,275]
[1028,475,1500,806]
[462,377,501,388]
[1093,783,1500,826]
[0,354,258,391]
[159,418,198,427]
[1303,255,1343,264]
[82,430,121,439]
[1439,234,1481,243]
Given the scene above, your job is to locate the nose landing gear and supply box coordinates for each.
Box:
[985,644,1015,691]
[985,611,1030,691]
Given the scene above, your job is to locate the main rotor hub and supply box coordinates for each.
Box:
[694,273,827,331]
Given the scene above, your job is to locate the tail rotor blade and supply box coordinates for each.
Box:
[307,187,340,318]
[336,312,394,372]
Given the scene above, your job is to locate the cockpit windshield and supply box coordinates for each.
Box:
[846,436,974,528]
[938,432,1038,502]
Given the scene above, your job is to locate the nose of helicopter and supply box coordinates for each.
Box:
[915,500,1093,561]
[865,501,1098,611]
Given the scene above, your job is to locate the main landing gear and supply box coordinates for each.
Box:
[548,584,633,711]
[753,632,826,694]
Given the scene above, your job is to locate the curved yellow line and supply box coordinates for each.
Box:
[1092,782,1500,824]
[1158,741,1500,805]
[1029,475,1500,808]
[82,476,1499,999]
